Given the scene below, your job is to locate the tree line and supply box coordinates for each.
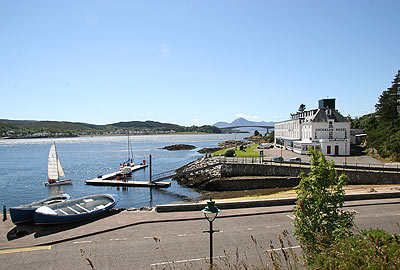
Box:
[351,70,400,161]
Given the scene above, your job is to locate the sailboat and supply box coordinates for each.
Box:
[45,142,72,186]
[119,132,135,175]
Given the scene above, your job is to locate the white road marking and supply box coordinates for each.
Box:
[109,238,127,241]
[265,225,281,229]
[177,233,196,237]
[143,236,153,239]
[265,245,301,252]
[73,241,92,244]
[151,256,227,266]
[247,227,253,230]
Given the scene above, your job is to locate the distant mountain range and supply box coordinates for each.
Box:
[213,117,274,128]
[0,119,221,138]
[213,118,274,133]
[0,117,275,138]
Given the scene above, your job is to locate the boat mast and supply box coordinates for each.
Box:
[55,143,59,179]
[127,131,130,161]
[127,130,134,161]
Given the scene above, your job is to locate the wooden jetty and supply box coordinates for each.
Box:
[85,178,171,188]
[85,164,171,188]
[97,164,148,180]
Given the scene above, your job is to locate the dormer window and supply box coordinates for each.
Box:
[326,109,332,115]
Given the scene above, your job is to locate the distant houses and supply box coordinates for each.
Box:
[274,98,351,156]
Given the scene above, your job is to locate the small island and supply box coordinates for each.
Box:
[162,144,197,151]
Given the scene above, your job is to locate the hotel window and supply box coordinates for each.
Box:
[328,120,334,128]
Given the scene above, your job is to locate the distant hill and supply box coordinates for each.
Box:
[213,118,274,133]
[0,119,221,138]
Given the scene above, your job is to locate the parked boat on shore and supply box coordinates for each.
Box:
[45,142,72,186]
[34,194,118,225]
[9,194,71,225]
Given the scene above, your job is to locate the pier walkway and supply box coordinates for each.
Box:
[85,164,171,188]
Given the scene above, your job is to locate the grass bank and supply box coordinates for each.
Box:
[212,144,260,157]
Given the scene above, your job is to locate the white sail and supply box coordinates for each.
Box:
[57,157,65,178]
[48,142,66,180]
[48,144,59,180]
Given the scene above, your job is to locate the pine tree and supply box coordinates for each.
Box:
[375,70,400,125]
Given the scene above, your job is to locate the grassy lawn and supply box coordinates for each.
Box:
[212,144,260,158]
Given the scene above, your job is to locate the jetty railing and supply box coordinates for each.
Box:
[213,156,400,173]
[151,162,223,182]
[150,156,399,183]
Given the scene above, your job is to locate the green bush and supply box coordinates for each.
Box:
[293,148,355,262]
[310,229,400,269]
[224,149,235,157]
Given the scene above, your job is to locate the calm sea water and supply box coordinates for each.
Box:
[0,134,247,209]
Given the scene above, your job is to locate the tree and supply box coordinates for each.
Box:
[254,130,261,136]
[224,149,235,157]
[375,70,400,126]
[293,148,355,262]
[298,104,306,113]
[264,130,274,143]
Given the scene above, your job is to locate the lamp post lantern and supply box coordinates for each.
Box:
[202,198,221,269]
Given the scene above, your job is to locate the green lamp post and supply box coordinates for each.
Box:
[202,198,221,269]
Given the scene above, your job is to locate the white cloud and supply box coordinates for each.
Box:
[191,118,198,122]
[161,44,171,58]
[236,113,259,120]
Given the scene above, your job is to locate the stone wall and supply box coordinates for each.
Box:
[204,177,301,191]
[220,163,400,186]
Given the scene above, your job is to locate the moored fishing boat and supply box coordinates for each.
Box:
[34,194,118,225]
[9,194,71,225]
[45,142,72,186]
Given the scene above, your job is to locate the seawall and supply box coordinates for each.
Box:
[201,163,400,191]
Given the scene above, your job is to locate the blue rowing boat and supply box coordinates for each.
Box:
[34,194,118,225]
[10,194,71,225]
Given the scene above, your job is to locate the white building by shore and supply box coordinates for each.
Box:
[274,99,350,156]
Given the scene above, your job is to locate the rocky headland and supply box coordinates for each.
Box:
[174,157,222,189]
[162,144,197,151]
[217,140,250,149]
[174,156,294,200]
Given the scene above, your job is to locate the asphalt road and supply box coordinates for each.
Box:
[2,199,400,270]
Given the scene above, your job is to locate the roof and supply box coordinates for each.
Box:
[311,108,349,123]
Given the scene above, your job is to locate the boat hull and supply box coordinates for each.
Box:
[9,208,37,226]
[44,179,73,186]
[9,194,70,225]
[34,194,118,225]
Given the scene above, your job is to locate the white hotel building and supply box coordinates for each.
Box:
[274,99,350,156]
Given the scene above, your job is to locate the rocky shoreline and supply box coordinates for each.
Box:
[173,138,290,200]
[174,156,222,189]
[173,156,294,200]
[173,139,250,190]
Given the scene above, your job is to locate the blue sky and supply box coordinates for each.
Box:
[0,0,399,126]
